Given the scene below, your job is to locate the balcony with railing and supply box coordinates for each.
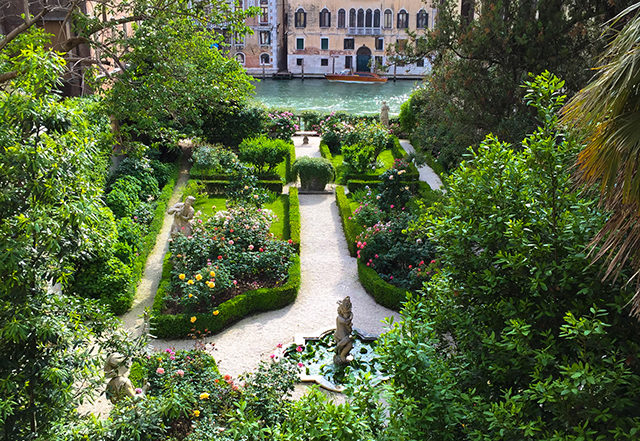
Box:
[346,27,382,36]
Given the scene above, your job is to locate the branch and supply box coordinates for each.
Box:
[56,36,90,52]
[0,7,51,52]
[0,70,19,83]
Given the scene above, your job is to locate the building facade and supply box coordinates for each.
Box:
[231,0,281,77]
[283,0,437,78]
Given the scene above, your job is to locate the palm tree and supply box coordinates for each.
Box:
[561,2,640,315]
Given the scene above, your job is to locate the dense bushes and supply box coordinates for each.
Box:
[357,260,409,311]
[378,73,640,440]
[335,186,360,257]
[67,156,178,314]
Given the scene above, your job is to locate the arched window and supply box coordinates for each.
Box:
[416,9,428,29]
[338,9,346,28]
[373,9,380,28]
[397,10,408,29]
[295,8,306,28]
[319,8,331,28]
[365,9,372,27]
[357,8,364,27]
[260,53,270,65]
[235,53,245,64]
[349,9,356,27]
[383,9,393,29]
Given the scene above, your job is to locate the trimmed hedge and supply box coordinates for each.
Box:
[151,254,301,338]
[285,143,296,182]
[190,169,283,182]
[319,142,332,160]
[201,180,284,195]
[357,260,408,311]
[287,187,301,252]
[335,185,360,257]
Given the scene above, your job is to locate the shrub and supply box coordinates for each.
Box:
[377,159,414,211]
[150,159,173,188]
[191,143,239,173]
[238,136,291,174]
[201,104,266,148]
[105,176,141,218]
[68,257,134,314]
[292,157,336,191]
[226,165,271,207]
[287,187,301,251]
[116,216,144,253]
[285,143,296,182]
[342,143,377,173]
[266,111,299,141]
[109,157,160,200]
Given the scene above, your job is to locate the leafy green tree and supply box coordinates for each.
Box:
[377,72,640,440]
[396,0,634,171]
[0,28,125,440]
[561,4,640,316]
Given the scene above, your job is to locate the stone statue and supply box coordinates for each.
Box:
[104,352,148,404]
[380,101,390,127]
[168,196,196,236]
[334,296,354,365]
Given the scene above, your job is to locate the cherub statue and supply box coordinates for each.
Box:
[167,196,196,236]
[380,101,390,127]
[334,296,354,365]
[104,352,148,404]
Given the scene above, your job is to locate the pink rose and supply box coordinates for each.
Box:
[176,369,184,377]
[156,367,165,375]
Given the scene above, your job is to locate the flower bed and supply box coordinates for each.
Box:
[151,190,301,338]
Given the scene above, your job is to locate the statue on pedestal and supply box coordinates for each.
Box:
[104,353,148,404]
[168,196,196,236]
[334,296,354,365]
[380,101,390,127]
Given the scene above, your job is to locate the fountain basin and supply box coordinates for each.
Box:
[284,328,385,393]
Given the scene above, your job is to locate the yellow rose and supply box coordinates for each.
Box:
[200,392,210,400]
[207,281,215,289]
[187,279,194,285]
[209,271,215,277]
[195,274,202,281]
[188,293,193,298]
[190,316,196,323]
[179,273,186,280]
[193,409,200,417]
[213,310,219,316]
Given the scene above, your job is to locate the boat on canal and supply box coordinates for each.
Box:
[324,70,387,84]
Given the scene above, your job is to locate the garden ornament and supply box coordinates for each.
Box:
[334,296,354,365]
[104,352,148,403]
[380,101,390,127]
[168,196,196,236]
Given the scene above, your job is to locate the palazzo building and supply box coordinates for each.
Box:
[282,0,437,78]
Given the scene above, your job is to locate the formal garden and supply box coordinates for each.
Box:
[5,1,640,440]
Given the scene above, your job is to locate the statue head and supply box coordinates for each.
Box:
[104,352,131,379]
[185,196,196,207]
[337,296,352,317]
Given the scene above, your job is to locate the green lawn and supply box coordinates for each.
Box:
[193,194,287,240]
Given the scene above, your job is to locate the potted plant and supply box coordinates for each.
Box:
[292,157,336,191]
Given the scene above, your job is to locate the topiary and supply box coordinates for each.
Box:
[292,157,336,191]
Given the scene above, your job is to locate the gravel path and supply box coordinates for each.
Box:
[399,139,443,190]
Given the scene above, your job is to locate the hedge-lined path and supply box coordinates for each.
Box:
[120,154,191,337]
[161,135,400,378]
[399,139,443,190]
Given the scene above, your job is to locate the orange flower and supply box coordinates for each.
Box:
[207,281,215,289]
[179,273,186,280]
[188,293,193,298]
[209,270,216,277]
[195,274,202,281]
[190,316,197,323]
[213,310,219,316]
